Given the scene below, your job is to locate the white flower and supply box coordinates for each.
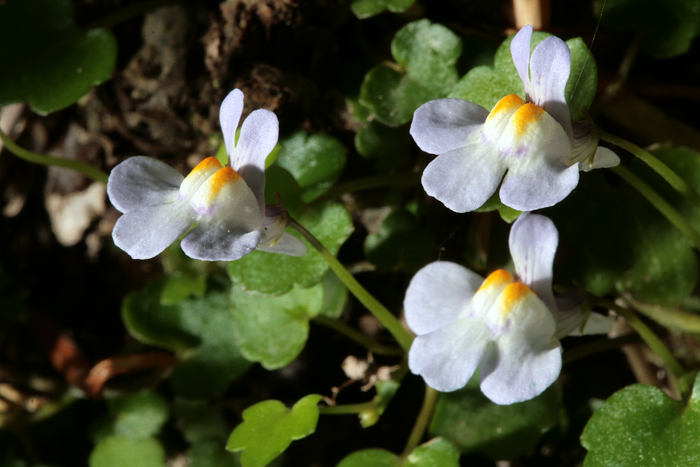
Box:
[404,213,612,405]
[107,89,306,261]
[410,25,619,213]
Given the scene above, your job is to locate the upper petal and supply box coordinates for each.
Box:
[409,317,492,392]
[410,98,489,155]
[528,36,573,140]
[422,144,507,213]
[220,89,245,164]
[107,156,183,213]
[508,213,558,314]
[112,202,193,260]
[510,25,533,95]
[479,287,561,404]
[231,109,279,215]
[404,261,483,336]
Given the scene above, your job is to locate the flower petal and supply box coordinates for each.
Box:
[220,89,244,163]
[580,146,620,172]
[107,156,183,213]
[479,289,561,404]
[528,36,573,140]
[112,202,193,260]
[232,109,279,215]
[181,227,262,261]
[409,317,492,392]
[510,25,533,95]
[508,213,558,314]
[410,99,489,155]
[179,157,222,200]
[500,159,579,211]
[422,145,507,213]
[404,261,483,336]
[256,231,307,256]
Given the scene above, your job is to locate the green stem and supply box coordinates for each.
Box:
[602,130,700,215]
[81,0,179,31]
[622,295,700,334]
[562,334,640,366]
[318,401,375,415]
[611,165,700,250]
[401,386,438,457]
[0,129,108,184]
[290,219,414,353]
[310,173,420,207]
[312,315,404,356]
[595,298,686,381]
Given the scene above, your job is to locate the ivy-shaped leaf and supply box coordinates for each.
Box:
[89,437,166,467]
[450,32,597,121]
[429,374,561,460]
[596,0,700,58]
[364,208,433,272]
[0,0,117,114]
[275,131,347,202]
[336,438,460,467]
[581,373,700,465]
[227,166,354,295]
[360,19,462,127]
[350,0,416,19]
[122,278,252,398]
[226,395,323,467]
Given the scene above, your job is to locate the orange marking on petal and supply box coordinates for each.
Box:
[190,157,221,174]
[205,167,242,200]
[511,103,545,137]
[477,269,513,293]
[500,282,533,317]
[487,94,524,121]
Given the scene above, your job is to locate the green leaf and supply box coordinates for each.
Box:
[354,121,410,173]
[364,208,433,272]
[174,399,229,444]
[429,374,561,460]
[89,437,166,467]
[581,373,700,465]
[226,395,323,467]
[0,0,117,114]
[160,271,207,305]
[228,167,354,295]
[350,0,416,19]
[547,167,698,307]
[275,131,347,202]
[231,283,324,370]
[122,278,252,398]
[597,0,700,58]
[190,440,242,467]
[360,20,461,127]
[109,392,169,440]
[336,438,460,467]
[318,270,348,319]
[450,32,597,121]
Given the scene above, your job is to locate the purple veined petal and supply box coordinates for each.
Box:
[256,232,307,256]
[422,144,507,213]
[508,213,558,314]
[580,146,620,172]
[510,25,533,96]
[497,108,578,211]
[107,156,184,213]
[409,317,492,392]
[220,89,245,163]
[479,288,561,405]
[112,202,193,260]
[404,261,484,336]
[528,36,573,140]
[232,109,279,215]
[181,227,262,261]
[410,99,489,155]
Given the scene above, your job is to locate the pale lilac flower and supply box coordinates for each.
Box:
[107,89,306,261]
[410,25,619,213]
[404,213,612,405]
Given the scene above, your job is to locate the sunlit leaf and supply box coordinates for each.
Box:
[336,438,460,467]
[89,437,165,467]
